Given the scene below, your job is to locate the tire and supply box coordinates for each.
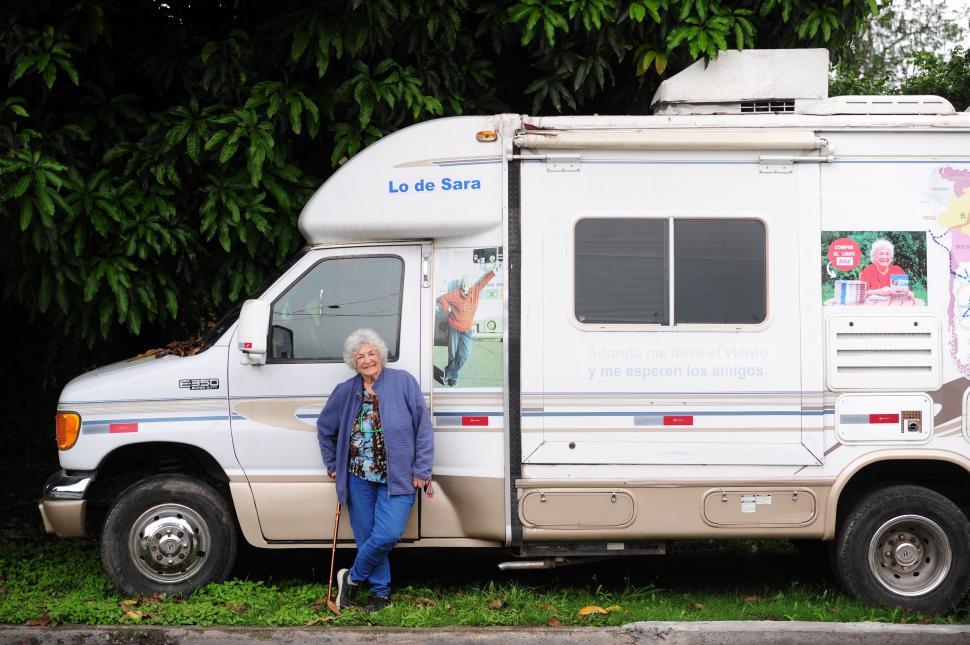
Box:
[833,485,970,614]
[100,474,238,597]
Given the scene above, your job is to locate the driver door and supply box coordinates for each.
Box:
[228,244,424,542]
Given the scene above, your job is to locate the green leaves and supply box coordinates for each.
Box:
[204,108,276,186]
[162,99,221,164]
[508,0,571,46]
[336,60,443,131]
[199,30,252,99]
[636,48,668,76]
[330,122,383,167]
[628,1,662,24]
[0,140,68,232]
[2,97,29,119]
[668,8,738,60]
[291,19,343,78]
[246,81,321,138]
[796,7,842,42]
[9,26,81,90]
[568,0,617,31]
[525,73,577,113]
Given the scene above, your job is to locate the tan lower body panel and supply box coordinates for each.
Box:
[249,481,418,541]
[37,500,86,537]
[519,484,833,541]
[231,475,505,547]
[419,475,505,540]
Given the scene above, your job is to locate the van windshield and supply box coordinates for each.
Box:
[199,250,308,351]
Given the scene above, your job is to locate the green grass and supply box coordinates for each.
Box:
[2,535,970,627]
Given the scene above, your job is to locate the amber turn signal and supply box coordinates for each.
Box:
[56,412,81,450]
[476,130,498,142]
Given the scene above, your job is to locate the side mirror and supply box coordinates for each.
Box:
[238,299,270,365]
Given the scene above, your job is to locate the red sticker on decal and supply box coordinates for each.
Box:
[461,416,488,426]
[827,237,862,271]
[869,414,899,424]
[663,416,694,426]
[109,423,138,433]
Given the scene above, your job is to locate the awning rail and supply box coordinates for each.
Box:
[514,129,824,151]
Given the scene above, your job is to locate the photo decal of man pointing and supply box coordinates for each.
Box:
[433,247,504,389]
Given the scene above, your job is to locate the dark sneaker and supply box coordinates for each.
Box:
[447,378,456,386]
[335,568,359,609]
[363,595,391,613]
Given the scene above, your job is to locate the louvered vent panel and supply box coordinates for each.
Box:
[740,100,795,113]
[826,315,941,391]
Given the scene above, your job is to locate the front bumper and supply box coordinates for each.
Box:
[37,469,95,537]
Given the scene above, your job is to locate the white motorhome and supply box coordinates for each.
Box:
[40,49,970,613]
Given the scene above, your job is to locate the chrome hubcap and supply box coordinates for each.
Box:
[129,504,210,584]
[868,514,951,597]
[893,538,920,567]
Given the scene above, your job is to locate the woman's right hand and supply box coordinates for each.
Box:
[327,471,336,480]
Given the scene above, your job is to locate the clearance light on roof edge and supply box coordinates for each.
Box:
[56,412,81,450]
[476,130,498,142]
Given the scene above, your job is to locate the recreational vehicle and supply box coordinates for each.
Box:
[39,49,970,613]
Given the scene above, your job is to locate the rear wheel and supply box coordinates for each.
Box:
[100,474,237,597]
[833,485,970,614]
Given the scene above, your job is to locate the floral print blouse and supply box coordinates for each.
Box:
[348,389,387,482]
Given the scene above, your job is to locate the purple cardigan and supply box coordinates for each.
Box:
[316,367,433,504]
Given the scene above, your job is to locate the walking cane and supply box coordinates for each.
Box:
[325,501,342,614]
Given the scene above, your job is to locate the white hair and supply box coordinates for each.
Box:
[343,329,389,371]
[869,238,894,262]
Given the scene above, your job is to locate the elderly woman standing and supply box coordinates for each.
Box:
[316,329,433,612]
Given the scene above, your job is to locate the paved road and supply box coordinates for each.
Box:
[3,621,970,645]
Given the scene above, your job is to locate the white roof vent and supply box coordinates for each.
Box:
[651,49,829,115]
[800,95,955,115]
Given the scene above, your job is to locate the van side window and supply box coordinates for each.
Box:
[674,219,766,324]
[574,218,766,326]
[269,256,403,361]
[574,218,669,324]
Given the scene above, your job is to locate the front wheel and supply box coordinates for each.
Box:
[100,474,237,597]
[833,485,970,614]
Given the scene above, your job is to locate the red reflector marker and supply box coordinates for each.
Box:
[461,416,488,426]
[869,414,899,424]
[109,423,138,433]
[243,342,253,349]
[663,416,694,426]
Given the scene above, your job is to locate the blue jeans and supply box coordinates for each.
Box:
[346,474,416,598]
[444,328,474,382]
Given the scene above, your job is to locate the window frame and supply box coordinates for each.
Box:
[266,253,406,364]
[571,214,769,331]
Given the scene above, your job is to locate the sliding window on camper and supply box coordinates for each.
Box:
[574,218,766,326]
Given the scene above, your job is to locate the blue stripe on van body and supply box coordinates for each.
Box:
[83,408,835,430]
[523,410,825,417]
[81,415,230,431]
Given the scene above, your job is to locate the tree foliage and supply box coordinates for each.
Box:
[897,48,970,114]
[838,0,967,80]
[831,47,970,113]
